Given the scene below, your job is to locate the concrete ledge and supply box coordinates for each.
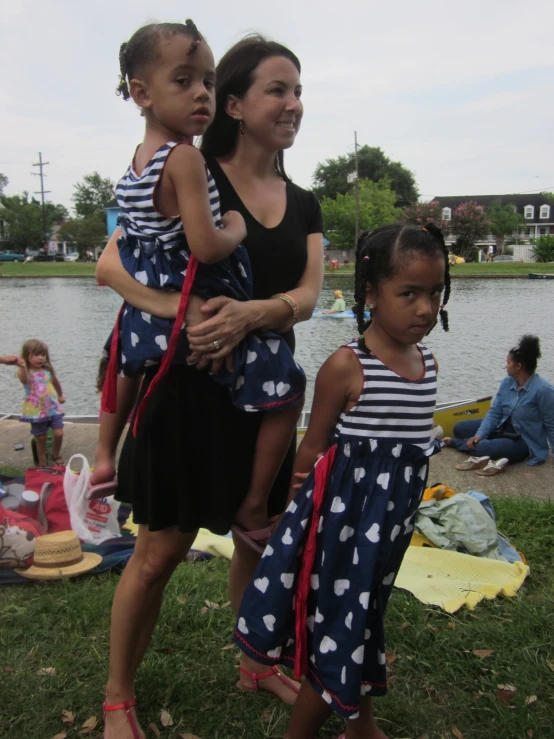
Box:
[1,421,551,501]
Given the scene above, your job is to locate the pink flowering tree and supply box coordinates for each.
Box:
[451,201,490,259]
[402,200,450,234]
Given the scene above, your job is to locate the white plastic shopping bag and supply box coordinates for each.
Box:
[63,454,120,544]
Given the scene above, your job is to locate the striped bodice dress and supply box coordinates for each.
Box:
[104,142,305,415]
[234,340,439,718]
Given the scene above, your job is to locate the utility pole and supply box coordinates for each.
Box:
[31,152,50,247]
[354,131,360,247]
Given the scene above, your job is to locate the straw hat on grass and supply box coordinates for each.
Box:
[15,530,102,581]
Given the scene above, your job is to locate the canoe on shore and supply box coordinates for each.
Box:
[528,273,554,280]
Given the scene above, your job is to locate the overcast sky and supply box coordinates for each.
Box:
[1,0,553,212]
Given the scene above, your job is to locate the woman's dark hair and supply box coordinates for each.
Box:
[509,335,541,374]
[353,222,451,335]
[116,20,203,101]
[200,34,301,181]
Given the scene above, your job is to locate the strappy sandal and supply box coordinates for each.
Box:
[51,456,65,467]
[475,458,509,476]
[231,523,274,555]
[455,455,490,471]
[237,664,300,698]
[103,696,141,739]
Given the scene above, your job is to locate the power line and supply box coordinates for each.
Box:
[31,152,50,246]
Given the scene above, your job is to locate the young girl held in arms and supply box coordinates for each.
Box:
[234,223,451,739]
[91,21,305,548]
[17,339,65,467]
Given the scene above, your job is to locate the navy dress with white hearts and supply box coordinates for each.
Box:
[234,341,439,718]
[105,142,305,412]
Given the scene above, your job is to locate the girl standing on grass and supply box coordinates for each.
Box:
[17,339,65,466]
[234,223,450,739]
[91,20,306,548]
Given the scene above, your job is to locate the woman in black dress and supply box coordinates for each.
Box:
[97,35,323,739]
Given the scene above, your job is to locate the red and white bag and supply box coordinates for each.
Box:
[0,503,46,568]
[63,455,120,544]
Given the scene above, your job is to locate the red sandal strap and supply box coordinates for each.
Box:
[103,697,140,739]
[239,665,299,694]
[103,697,136,712]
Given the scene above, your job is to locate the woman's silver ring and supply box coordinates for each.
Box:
[213,339,221,351]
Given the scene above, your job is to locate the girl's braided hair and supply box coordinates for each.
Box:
[116,20,203,101]
[509,334,541,374]
[353,222,451,336]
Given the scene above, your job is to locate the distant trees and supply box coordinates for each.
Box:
[531,235,554,263]
[450,202,489,260]
[0,193,68,250]
[312,145,418,206]
[320,180,400,250]
[402,200,450,233]
[486,200,523,255]
[58,172,117,255]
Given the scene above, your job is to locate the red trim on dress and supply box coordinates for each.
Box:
[293,443,337,680]
[101,303,125,414]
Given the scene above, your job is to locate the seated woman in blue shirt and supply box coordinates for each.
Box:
[444,335,554,465]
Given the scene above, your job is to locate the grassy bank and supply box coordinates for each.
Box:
[2,261,554,280]
[325,262,554,278]
[0,262,97,278]
[0,474,552,739]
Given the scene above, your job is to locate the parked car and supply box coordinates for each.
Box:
[0,250,25,262]
[34,252,65,262]
[64,252,80,262]
[492,255,514,262]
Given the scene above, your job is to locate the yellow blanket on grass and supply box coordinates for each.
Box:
[394,546,529,613]
[124,520,529,613]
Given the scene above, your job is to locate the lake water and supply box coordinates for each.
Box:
[1,277,553,416]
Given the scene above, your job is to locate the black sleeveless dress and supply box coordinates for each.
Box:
[116,158,323,535]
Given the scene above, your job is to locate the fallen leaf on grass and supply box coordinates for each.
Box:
[546,660,554,673]
[37,667,56,676]
[426,624,440,633]
[221,601,231,608]
[447,622,456,630]
[451,726,464,739]
[472,649,494,659]
[160,709,174,727]
[155,647,176,655]
[51,732,67,739]
[204,600,220,609]
[496,684,516,705]
[62,709,75,724]
[525,695,538,706]
[527,730,534,738]
[400,622,410,631]
[200,607,209,615]
[472,691,486,701]
[221,644,236,651]
[385,651,398,664]
[79,716,98,735]
[148,722,161,737]
[177,595,188,605]
[261,710,273,723]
